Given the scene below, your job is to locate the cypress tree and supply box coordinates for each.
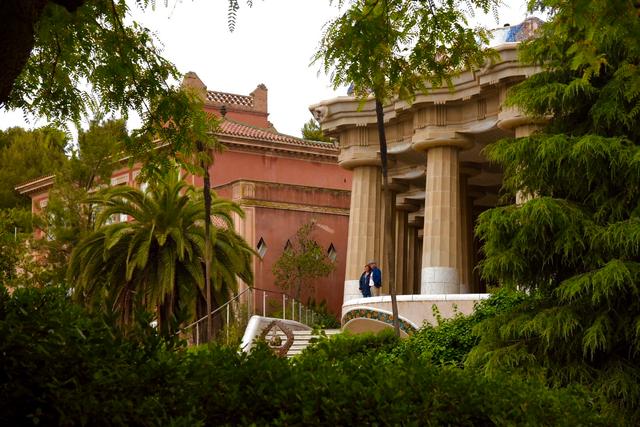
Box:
[467,0,640,419]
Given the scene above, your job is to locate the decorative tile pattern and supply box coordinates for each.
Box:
[341,309,417,335]
[206,90,254,107]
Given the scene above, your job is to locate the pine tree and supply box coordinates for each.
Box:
[467,0,640,419]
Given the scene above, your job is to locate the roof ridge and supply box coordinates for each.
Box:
[223,117,281,134]
[207,89,252,99]
[218,119,335,149]
[206,90,254,107]
[221,118,333,146]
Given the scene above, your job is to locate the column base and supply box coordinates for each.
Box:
[421,267,459,294]
[343,279,362,303]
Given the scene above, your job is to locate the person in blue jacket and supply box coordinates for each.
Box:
[358,264,372,297]
[368,260,382,292]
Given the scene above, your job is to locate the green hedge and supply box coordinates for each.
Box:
[0,286,608,426]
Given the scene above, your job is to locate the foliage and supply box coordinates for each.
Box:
[0,126,67,209]
[67,169,253,336]
[387,288,529,366]
[3,0,175,125]
[301,118,331,142]
[468,0,640,420]
[306,298,340,329]
[315,0,497,102]
[0,209,33,285]
[32,119,128,285]
[0,285,200,427]
[1,1,234,178]
[0,286,608,426]
[272,221,335,301]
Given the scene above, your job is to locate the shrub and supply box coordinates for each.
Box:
[387,288,529,366]
[0,285,609,426]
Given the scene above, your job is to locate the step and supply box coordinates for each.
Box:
[261,327,342,358]
[285,329,341,358]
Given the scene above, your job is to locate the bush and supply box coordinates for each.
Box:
[0,285,609,426]
[0,285,199,426]
[387,288,529,366]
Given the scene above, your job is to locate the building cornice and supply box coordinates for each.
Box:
[14,175,55,195]
[309,44,540,134]
[236,199,350,216]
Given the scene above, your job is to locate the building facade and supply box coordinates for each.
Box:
[17,75,352,317]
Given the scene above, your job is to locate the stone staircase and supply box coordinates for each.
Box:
[288,329,341,357]
[268,329,341,357]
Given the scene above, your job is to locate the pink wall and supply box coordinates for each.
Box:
[253,208,349,317]
[210,150,351,191]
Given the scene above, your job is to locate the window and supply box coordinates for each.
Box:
[257,238,267,258]
[110,175,128,186]
[327,243,337,262]
[284,239,293,251]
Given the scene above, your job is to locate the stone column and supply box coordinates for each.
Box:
[394,208,408,295]
[405,224,417,295]
[414,229,423,294]
[421,146,461,294]
[458,173,471,293]
[458,167,479,293]
[412,130,472,294]
[343,165,382,302]
[377,190,396,296]
[497,107,545,204]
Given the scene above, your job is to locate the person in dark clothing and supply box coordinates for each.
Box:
[358,264,372,297]
[368,260,382,295]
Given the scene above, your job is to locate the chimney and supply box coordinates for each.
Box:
[250,83,268,114]
[181,71,207,99]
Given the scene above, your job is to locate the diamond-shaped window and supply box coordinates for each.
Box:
[327,243,337,262]
[257,237,267,259]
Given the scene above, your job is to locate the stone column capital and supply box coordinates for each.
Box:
[411,127,474,152]
[497,106,548,131]
[338,146,381,170]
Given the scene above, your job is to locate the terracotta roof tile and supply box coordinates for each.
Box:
[206,91,253,107]
[218,119,335,149]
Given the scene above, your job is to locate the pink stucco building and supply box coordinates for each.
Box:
[16,73,352,317]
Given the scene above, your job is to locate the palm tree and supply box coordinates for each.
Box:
[68,170,253,336]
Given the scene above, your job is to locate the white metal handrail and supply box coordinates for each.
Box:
[177,286,326,344]
[179,287,252,333]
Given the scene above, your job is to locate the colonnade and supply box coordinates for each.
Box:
[339,114,541,303]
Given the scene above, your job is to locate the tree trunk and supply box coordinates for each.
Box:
[198,141,214,342]
[375,99,400,337]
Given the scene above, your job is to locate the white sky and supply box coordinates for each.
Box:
[0,0,533,139]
